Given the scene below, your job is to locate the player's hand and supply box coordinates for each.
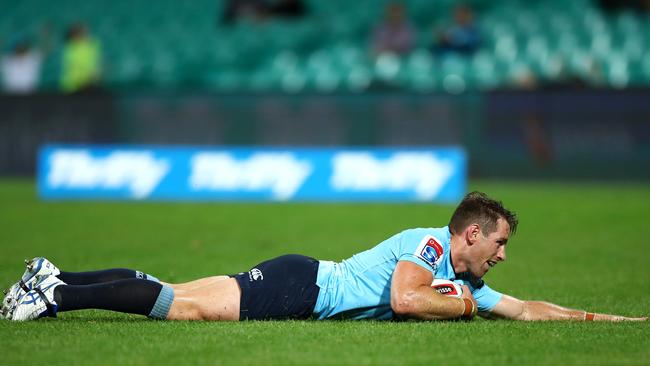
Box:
[597,314,648,322]
[460,285,478,319]
[623,316,648,321]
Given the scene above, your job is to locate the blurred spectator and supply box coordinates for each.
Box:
[511,65,539,90]
[598,0,650,13]
[370,3,415,56]
[1,39,43,94]
[60,23,102,93]
[221,0,306,24]
[221,0,269,24]
[1,26,52,95]
[431,5,481,56]
[268,0,306,18]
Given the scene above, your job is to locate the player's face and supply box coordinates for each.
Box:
[468,218,510,278]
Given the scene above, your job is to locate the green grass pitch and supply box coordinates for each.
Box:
[1,179,649,365]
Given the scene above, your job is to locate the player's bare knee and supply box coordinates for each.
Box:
[167,299,202,320]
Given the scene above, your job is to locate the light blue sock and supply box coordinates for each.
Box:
[135,270,160,283]
[146,274,160,283]
[148,285,174,320]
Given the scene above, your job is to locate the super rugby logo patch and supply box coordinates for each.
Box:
[415,235,444,269]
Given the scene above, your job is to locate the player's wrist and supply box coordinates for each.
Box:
[460,298,476,319]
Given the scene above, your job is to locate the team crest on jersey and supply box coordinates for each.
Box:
[415,235,444,268]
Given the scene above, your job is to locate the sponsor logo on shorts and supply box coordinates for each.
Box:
[249,268,264,281]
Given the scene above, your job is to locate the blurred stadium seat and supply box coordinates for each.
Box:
[1,0,649,92]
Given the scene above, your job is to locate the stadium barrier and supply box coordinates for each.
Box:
[38,145,467,202]
[2,91,649,180]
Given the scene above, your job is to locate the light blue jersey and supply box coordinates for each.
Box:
[312,226,503,320]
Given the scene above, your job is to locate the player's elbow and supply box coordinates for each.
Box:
[513,300,547,321]
[518,301,571,321]
[391,291,420,317]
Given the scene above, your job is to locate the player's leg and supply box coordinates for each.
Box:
[52,279,173,318]
[55,277,239,320]
[58,268,162,285]
[165,276,230,292]
[7,275,172,321]
[2,257,165,317]
[165,253,322,321]
[7,255,320,322]
[8,274,240,321]
[6,257,233,302]
[166,278,241,321]
[140,253,321,321]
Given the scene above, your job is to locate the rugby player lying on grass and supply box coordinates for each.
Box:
[2,192,646,322]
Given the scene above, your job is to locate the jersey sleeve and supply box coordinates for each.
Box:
[471,282,503,312]
[397,231,445,273]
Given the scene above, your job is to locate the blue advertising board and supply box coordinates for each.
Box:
[38,145,466,202]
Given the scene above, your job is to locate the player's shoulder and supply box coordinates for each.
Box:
[395,226,450,269]
[400,227,451,248]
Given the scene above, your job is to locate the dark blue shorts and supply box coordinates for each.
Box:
[232,254,321,320]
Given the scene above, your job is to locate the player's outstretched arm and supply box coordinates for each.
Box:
[484,294,648,321]
[390,261,477,320]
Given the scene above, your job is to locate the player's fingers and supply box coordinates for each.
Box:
[616,316,647,321]
[627,317,648,321]
[460,285,476,302]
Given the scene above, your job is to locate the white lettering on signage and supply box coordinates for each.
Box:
[189,153,312,201]
[47,150,170,199]
[330,152,455,200]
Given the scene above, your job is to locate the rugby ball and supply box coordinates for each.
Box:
[431,279,462,298]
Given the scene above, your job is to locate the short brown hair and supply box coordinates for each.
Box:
[449,191,518,236]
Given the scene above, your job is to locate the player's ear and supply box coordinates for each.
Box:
[466,223,480,245]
